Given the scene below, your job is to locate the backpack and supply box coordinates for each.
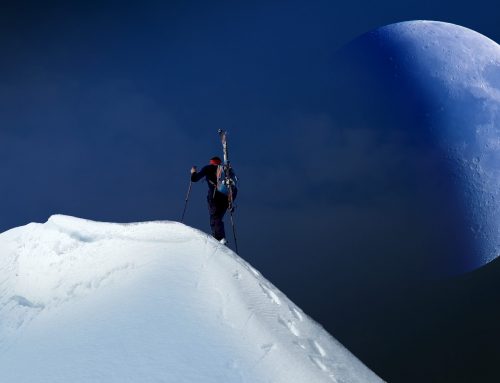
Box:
[216,164,238,199]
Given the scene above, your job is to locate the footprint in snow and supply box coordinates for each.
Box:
[289,305,304,321]
[278,315,300,337]
[246,264,260,277]
[260,343,275,352]
[309,339,326,357]
[259,283,281,305]
[11,295,45,309]
[294,340,307,350]
[309,355,328,372]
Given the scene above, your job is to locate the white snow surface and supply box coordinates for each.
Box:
[0,215,383,383]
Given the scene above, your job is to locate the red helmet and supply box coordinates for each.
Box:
[209,157,222,165]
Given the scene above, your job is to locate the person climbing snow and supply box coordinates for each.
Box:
[190,156,235,244]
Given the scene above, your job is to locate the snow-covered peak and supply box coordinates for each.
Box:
[0,215,383,382]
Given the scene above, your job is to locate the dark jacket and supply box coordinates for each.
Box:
[191,165,219,197]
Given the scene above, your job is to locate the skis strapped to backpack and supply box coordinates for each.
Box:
[217,129,238,212]
[217,129,239,253]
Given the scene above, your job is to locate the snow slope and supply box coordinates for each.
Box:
[0,215,383,383]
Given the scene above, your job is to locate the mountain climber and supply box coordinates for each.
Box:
[191,156,231,244]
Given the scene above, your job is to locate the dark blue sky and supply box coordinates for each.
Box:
[1,1,500,381]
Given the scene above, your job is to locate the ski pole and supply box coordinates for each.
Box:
[229,210,239,254]
[180,180,192,223]
[227,186,239,253]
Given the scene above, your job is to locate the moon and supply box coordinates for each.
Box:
[325,20,500,278]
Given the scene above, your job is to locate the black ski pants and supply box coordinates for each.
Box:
[207,192,229,241]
